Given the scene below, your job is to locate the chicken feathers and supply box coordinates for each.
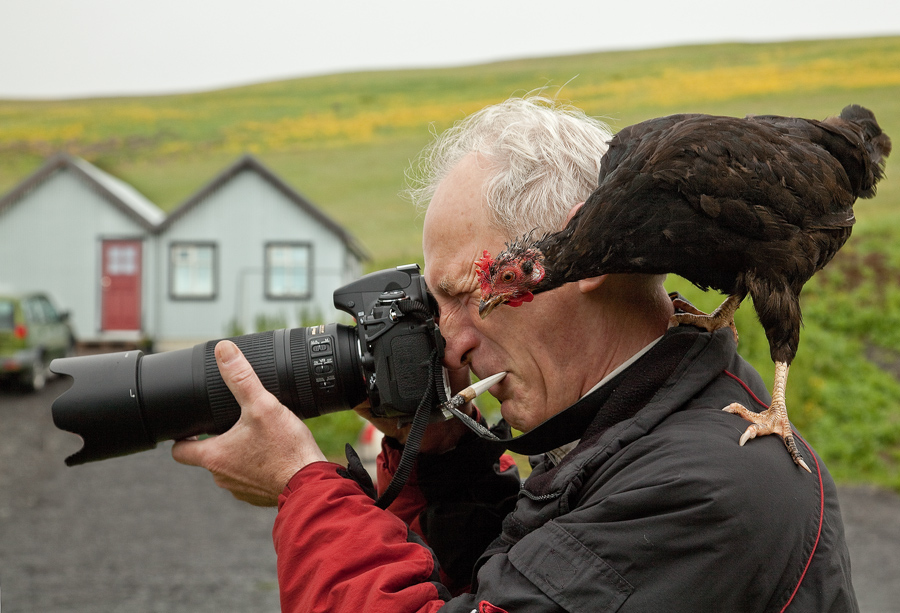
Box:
[477,105,891,469]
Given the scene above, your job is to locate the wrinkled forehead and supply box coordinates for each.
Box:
[422,158,502,283]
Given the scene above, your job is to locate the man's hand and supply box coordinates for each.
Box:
[172,340,326,506]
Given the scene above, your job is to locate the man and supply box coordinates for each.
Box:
[173,97,858,611]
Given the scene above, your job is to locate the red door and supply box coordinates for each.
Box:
[101,240,142,331]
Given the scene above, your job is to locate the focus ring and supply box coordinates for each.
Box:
[289,328,316,415]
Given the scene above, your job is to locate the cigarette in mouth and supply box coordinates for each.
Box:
[443,371,507,410]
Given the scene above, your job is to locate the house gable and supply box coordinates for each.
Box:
[0,153,164,231]
[0,154,163,341]
[154,155,369,342]
[159,154,368,261]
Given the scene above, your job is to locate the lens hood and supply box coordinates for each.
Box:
[50,351,157,466]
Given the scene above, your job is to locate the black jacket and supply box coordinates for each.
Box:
[423,325,858,612]
[274,325,858,612]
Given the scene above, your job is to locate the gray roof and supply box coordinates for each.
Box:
[69,157,165,226]
[0,153,165,231]
[158,154,369,261]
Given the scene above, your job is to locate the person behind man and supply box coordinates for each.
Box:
[173,97,858,611]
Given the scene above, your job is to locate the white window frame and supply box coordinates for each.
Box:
[169,242,217,300]
[265,242,313,300]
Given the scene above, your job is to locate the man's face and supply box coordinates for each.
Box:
[422,155,598,432]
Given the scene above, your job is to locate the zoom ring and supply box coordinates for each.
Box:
[205,331,281,432]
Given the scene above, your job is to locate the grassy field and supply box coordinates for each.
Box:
[2,36,899,487]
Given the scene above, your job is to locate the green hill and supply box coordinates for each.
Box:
[2,36,899,486]
[2,36,899,269]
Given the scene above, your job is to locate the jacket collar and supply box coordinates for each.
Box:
[524,325,738,497]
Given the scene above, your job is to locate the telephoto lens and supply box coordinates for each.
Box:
[50,264,446,467]
[50,324,365,466]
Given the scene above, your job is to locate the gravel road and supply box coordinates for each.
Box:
[2,377,899,612]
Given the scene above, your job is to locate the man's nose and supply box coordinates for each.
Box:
[438,312,478,369]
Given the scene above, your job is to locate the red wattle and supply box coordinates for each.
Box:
[507,292,534,307]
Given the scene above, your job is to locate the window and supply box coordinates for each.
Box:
[106,245,138,275]
[170,243,217,299]
[30,296,60,324]
[22,297,45,324]
[0,300,14,330]
[265,243,312,299]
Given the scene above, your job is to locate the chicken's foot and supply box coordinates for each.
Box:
[722,361,811,472]
[670,293,741,343]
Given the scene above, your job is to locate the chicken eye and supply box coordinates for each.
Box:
[501,271,515,283]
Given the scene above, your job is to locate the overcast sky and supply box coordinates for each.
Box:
[2,0,898,99]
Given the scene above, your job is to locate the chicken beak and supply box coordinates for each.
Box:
[478,296,503,319]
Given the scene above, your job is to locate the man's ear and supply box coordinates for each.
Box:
[578,274,607,294]
[563,201,585,227]
[565,202,605,292]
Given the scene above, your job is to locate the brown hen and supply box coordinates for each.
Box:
[477,105,891,471]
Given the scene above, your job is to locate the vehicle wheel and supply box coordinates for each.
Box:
[22,353,47,392]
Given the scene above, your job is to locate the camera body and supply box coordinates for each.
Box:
[50,264,447,466]
[331,262,446,417]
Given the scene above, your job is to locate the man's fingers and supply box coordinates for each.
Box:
[170,340,324,504]
[172,437,211,467]
[215,340,271,412]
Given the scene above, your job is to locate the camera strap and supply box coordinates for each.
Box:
[445,398,599,457]
[374,348,445,510]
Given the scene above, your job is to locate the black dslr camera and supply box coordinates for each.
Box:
[50,264,447,466]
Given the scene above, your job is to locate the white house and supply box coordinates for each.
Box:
[0,153,369,351]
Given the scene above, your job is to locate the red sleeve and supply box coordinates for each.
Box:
[274,461,449,613]
[376,439,428,535]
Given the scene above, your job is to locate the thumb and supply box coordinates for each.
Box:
[172,340,269,468]
[215,340,272,416]
[172,436,213,467]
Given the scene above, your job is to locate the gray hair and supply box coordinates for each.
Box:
[406,96,614,239]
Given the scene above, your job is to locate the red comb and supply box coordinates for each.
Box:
[476,250,492,272]
[475,250,494,292]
